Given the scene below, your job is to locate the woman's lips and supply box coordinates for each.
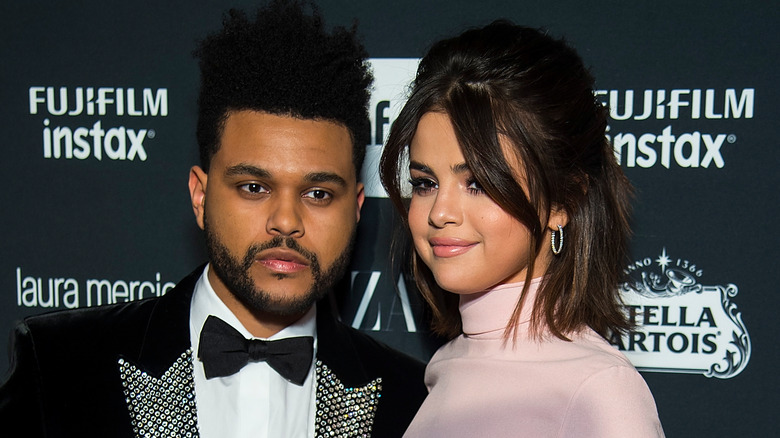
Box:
[256,249,310,273]
[429,237,477,258]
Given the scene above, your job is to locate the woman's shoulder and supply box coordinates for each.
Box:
[558,329,665,437]
[559,362,664,437]
[566,328,635,368]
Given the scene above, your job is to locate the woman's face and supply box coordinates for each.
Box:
[407,112,555,294]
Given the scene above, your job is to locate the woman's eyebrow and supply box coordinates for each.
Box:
[451,162,470,174]
[409,161,433,174]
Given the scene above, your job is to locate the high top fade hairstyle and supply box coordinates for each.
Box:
[380,21,633,341]
[194,0,373,175]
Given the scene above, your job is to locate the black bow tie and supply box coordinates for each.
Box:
[197,315,314,385]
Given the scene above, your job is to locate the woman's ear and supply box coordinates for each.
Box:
[547,205,569,231]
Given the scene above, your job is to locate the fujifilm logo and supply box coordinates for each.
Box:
[595,88,754,170]
[364,62,756,190]
[28,86,168,162]
[595,88,754,121]
[29,87,168,117]
[613,248,751,379]
[607,125,735,169]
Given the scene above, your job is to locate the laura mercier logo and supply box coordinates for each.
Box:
[612,248,750,379]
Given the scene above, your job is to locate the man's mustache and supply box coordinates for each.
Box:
[241,236,318,270]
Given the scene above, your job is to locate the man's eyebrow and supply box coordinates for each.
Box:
[305,172,347,188]
[223,165,348,188]
[224,164,271,179]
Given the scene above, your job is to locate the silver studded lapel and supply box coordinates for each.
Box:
[117,353,382,437]
[118,350,199,438]
[315,360,382,437]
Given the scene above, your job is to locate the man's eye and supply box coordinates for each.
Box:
[239,183,268,194]
[303,189,332,201]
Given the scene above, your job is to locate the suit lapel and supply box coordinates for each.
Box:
[314,299,383,436]
[117,267,203,438]
[134,267,199,374]
[314,359,382,437]
[315,297,369,385]
[119,350,199,437]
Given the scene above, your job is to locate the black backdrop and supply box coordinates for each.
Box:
[2,1,777,436]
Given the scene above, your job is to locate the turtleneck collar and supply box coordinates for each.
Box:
[459,277,543,336]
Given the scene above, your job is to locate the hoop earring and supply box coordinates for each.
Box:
[551,224,564,255]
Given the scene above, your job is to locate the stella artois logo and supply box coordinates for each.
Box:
[612,248,750,379]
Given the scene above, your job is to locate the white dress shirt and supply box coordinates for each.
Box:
[189,265,318,438]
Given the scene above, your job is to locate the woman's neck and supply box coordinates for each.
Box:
[459,278,543,336]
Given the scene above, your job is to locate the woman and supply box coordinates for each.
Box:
[380,21,664,437]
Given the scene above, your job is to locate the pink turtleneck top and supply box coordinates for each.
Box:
[404,279,665,437]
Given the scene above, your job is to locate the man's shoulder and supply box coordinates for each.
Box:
[20,266,199,339]
[318,312,426,378]
[17,295,162,351]
[316,313,428,437]
[343,322,424,367]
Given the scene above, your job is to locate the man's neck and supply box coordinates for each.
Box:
[207,268,308,338]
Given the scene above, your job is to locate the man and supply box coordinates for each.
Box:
[0,1,427,436]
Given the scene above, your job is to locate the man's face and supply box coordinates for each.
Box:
[189,110,364,318]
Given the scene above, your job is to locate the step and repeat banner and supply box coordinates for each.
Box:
[1,1,776,436]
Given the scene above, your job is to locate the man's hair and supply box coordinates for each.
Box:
[193,0,373,174]
[380,21,633,341]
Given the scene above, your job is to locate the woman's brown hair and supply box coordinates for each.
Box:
[380,21,633,341]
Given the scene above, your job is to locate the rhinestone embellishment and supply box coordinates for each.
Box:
[118,350,199,438]
[314,360,382,437]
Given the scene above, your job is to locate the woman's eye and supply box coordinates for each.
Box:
[466,178,485,194]
[409,177,437,195]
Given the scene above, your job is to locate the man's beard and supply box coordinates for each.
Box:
[204,214,355,316]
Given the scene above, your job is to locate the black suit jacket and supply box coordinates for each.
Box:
[0,267,427,437]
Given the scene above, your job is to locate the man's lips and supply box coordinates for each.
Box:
[429,237,477,258]
[256,248,310,273]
